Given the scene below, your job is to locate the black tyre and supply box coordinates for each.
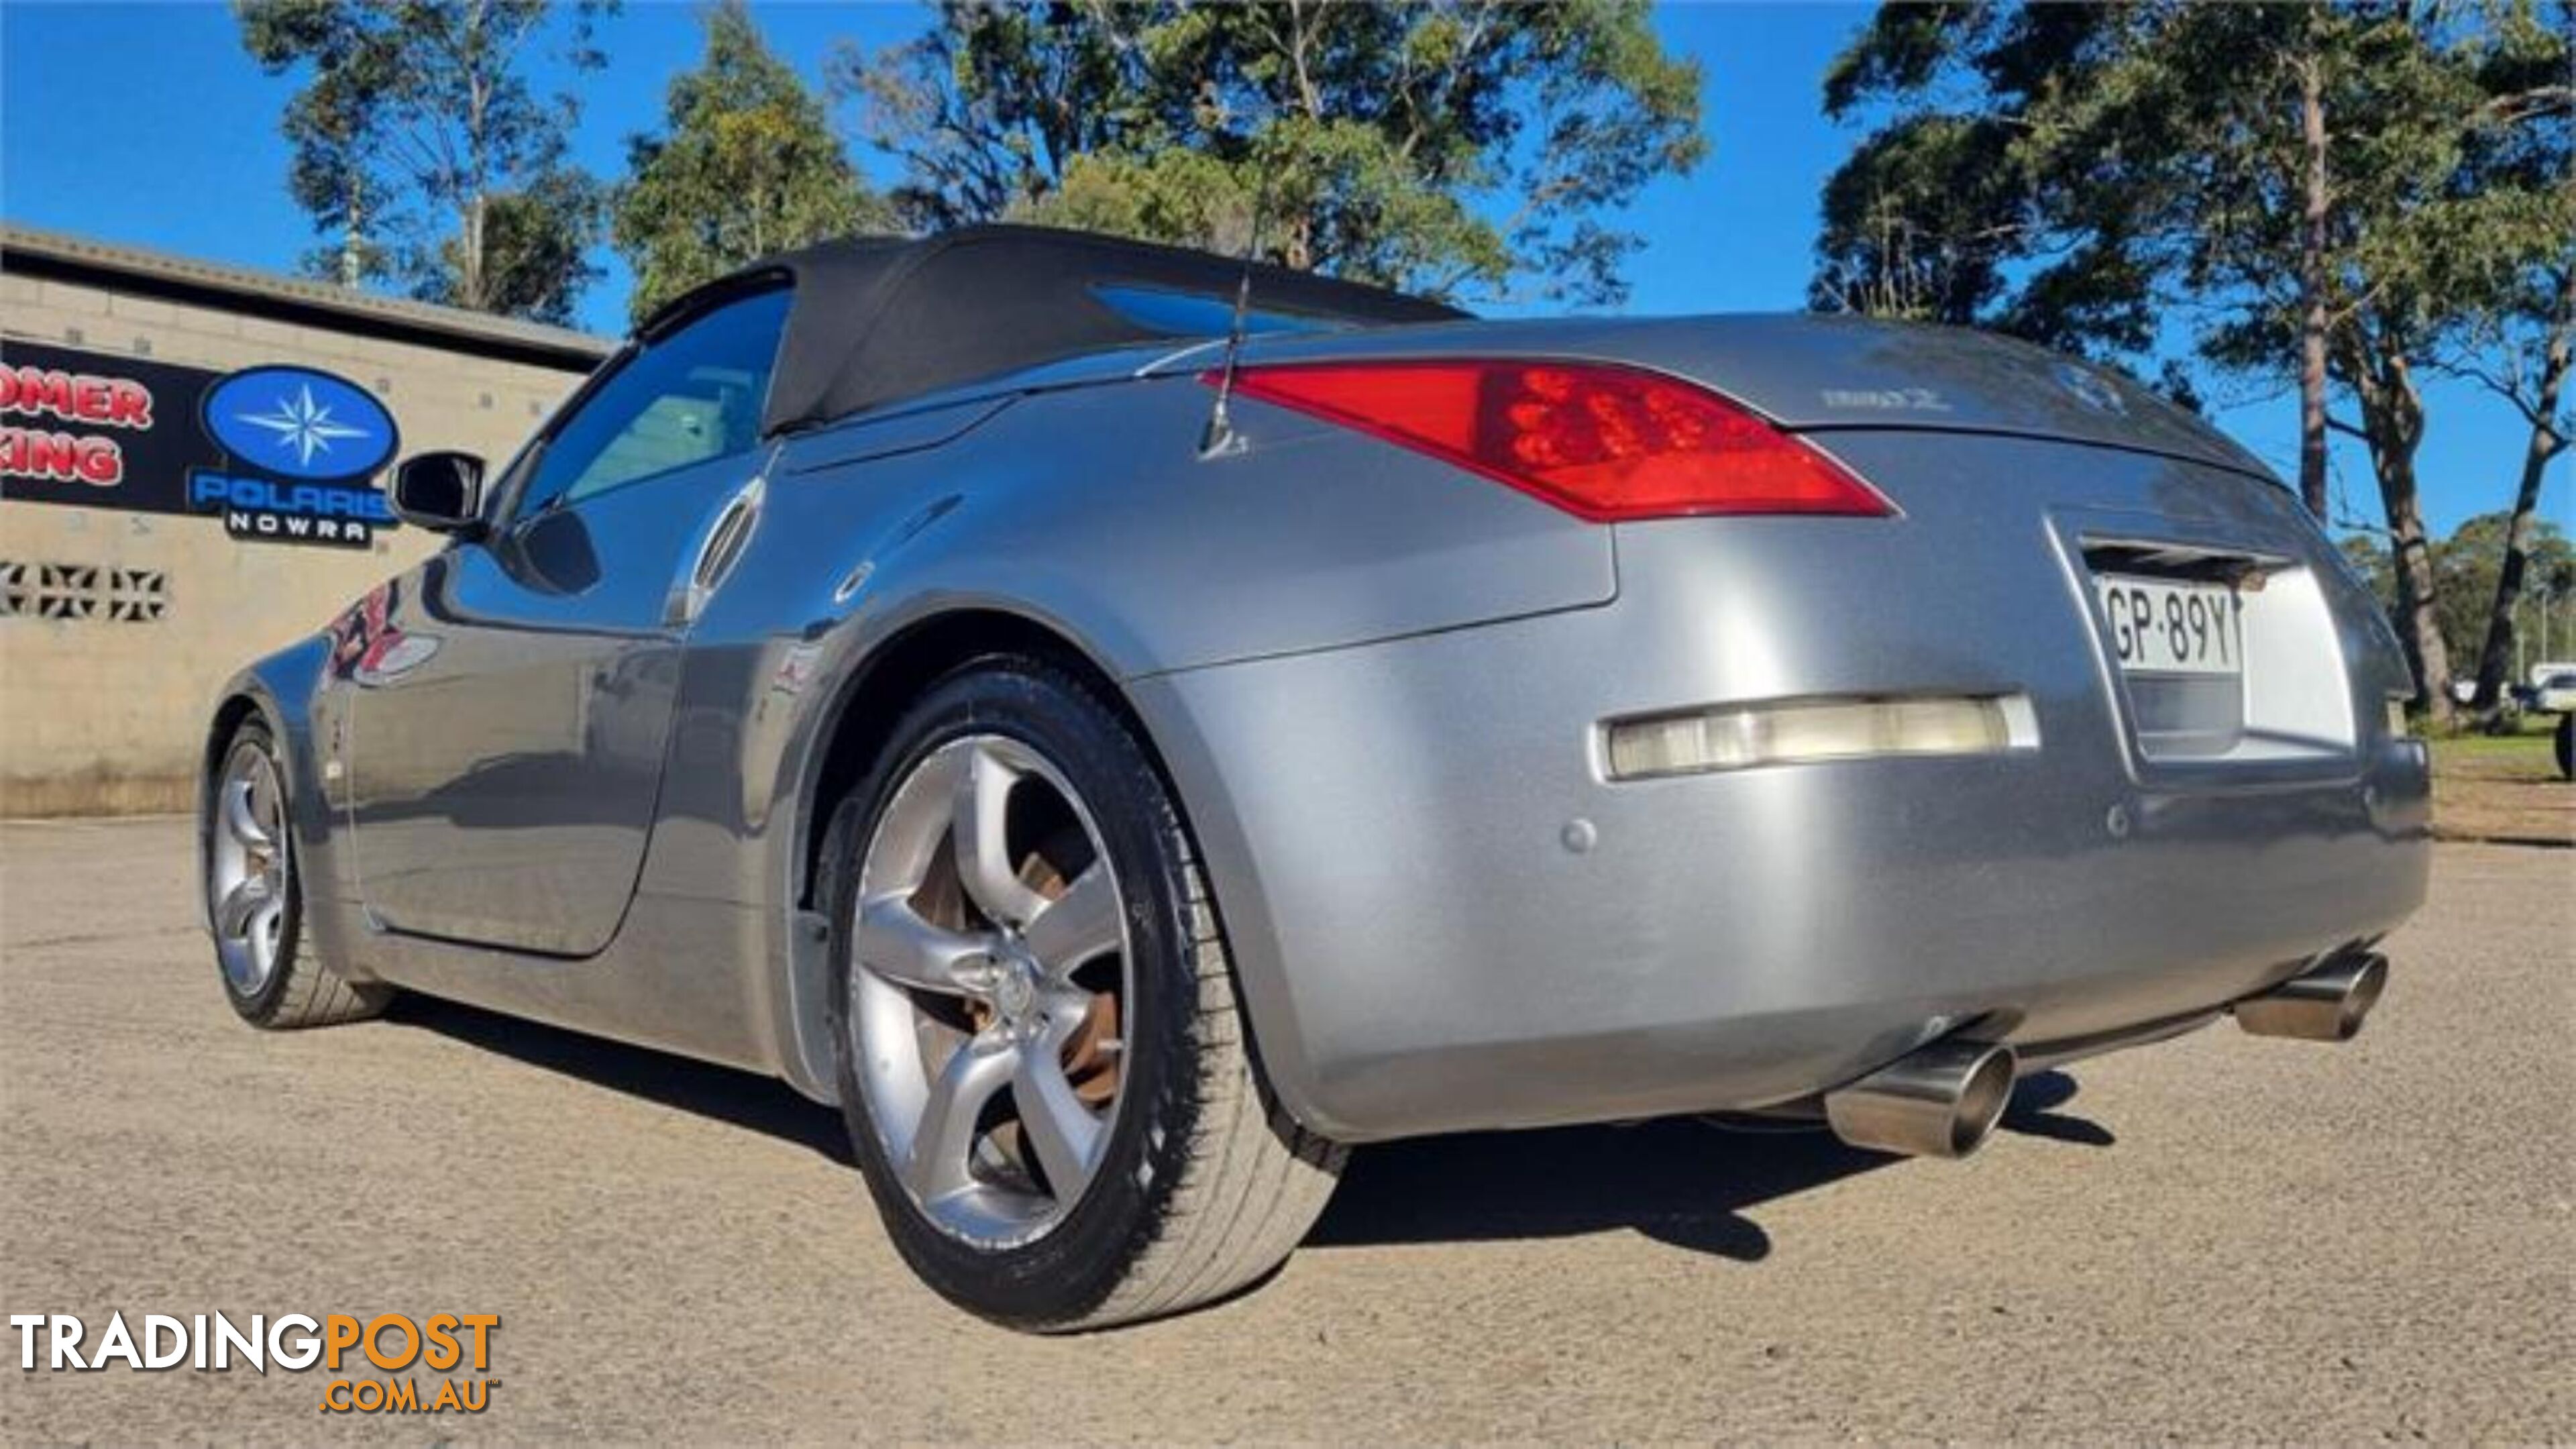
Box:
[206,716,390,1028]
[821,656,1343,1330]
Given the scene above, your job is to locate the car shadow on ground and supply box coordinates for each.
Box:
[384,994,2112,1264]
[1309,1071,2110,1263]
[384,993,857,1166]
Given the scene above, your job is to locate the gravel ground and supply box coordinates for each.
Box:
[2,817,2569,1442]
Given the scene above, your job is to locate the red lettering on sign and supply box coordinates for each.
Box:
[0,426,123,486]
[107,378,152,426]
[0,366,154,430]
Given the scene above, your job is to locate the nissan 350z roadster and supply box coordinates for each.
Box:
[201,225,2429,1330]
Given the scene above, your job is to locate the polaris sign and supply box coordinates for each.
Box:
[192,366,402,549]
[188,471,398,546]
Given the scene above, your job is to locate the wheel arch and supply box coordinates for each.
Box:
[199,691,274,934]
[202,691,271,797]
[199,641,330,936]
[769,603,1225,1107]
[792,606,1162,918]
[762,598,1329,1129]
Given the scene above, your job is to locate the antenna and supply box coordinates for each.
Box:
[1198,162,1275,458]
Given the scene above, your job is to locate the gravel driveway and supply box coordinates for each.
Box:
[2,818,2567,1442]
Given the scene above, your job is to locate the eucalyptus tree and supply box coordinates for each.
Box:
[1813,0,2571,720]
[834,0,1707,307]
[613,0,890,323]
[238,0,613,323]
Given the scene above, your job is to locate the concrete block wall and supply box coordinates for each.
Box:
[1,268,597,815]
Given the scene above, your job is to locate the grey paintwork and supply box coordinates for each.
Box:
[342,445,770,956]
[204,310,2430,1140]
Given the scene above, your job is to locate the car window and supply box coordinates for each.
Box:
[518,286,790,513]
[1087,282,1346,338]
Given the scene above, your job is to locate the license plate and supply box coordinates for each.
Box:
[2096,575,2244,676]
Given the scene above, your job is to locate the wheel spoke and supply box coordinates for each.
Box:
[248,899,284,973]
[222,778,274,851]
[854,895,991,997]
[904,1036,1016,1202]
[951,743,1046,928]
[1022,865,1122,978]
[1014,1043,1106,1198]
[262,774,286,843]
[214,875,272,938]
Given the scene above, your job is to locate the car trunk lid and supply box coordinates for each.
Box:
[1144,313,2276,484]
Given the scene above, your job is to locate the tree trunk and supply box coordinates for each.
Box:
[340,176,366,290]
[2360,354,2454,724]
[2385,464,2452,724]
[2296,50,2332,519]
[459,1,492,311]
[460,193,488,310]
[2471,305,2573,708]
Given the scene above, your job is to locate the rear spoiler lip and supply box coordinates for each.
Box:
[1782,420,2286,492]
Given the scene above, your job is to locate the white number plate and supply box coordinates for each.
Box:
[2096,575,2244,676]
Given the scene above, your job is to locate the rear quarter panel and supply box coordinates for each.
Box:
[636,373,1615,1095]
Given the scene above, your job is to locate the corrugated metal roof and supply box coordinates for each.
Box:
[1,220,615,368]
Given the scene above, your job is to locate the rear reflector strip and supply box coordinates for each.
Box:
[1604,695,2038,780]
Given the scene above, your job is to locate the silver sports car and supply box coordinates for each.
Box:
[201,225,2428,1330]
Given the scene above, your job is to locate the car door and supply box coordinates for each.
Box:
[345,285,790,956]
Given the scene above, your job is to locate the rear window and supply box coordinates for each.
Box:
[1088,282,1355,339]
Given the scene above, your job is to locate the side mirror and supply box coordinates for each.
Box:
[390,451,486,537]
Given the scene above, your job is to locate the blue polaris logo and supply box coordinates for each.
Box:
[200,366,399,482]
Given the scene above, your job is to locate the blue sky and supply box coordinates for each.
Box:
[2,1,2558,540]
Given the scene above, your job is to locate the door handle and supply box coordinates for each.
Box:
[665,470,766,629]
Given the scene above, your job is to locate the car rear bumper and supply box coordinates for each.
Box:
[1130,437,2432,1142]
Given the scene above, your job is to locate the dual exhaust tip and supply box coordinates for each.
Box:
[1821,951,2388,1161]
[1824,1038,2019,1161]
[2230,950,2387,1043]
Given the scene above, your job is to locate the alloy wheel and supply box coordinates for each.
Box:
[210,739,290,997]
[848,734,1133,1247]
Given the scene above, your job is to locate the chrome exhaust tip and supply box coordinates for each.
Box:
[2233,951,2387,1042]
[1823,1038,2017,1160]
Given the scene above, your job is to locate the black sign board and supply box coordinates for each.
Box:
[0,340,402,549]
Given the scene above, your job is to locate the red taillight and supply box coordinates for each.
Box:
[1207,360,1891,521]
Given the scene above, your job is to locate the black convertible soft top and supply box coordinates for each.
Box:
[644,224,1467,436]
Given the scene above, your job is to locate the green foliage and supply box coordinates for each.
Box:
[612,1,889,324]
[1812,3,2569,374]
[1812,1,2574,713]
[2161,7,2548,386]
[423,169,602,326]
[237,0,397,286]
[834,0,1707,306]
[1813,3,2135,345]
[237,0,612,321]
[2341,513,2576,670]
